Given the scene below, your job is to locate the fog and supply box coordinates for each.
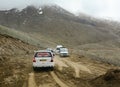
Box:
[0,0,120,21]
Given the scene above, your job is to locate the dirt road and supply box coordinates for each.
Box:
[28,71,69,87]
[26,55,116,87]
[27,55,71,87]
[1,32,120,87]
[0,54,117,87]
[28,73,37,87]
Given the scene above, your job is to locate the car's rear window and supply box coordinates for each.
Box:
[56,48,60,50]
[60,48,68,52]
[35,52,52,57]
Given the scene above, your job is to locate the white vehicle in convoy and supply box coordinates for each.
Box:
[33,50,54,70]
[59,47,69,57]
[55,45,63,54]
[46,48,55,56]
[46,48,53,52]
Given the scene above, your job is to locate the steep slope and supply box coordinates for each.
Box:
[91,69,120,87]
[0,33,37,87]
[0,33,36,56]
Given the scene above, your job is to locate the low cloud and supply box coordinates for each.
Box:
[0,0,120,21]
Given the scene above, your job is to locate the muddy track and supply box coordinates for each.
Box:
[1,54,116,87]
[27,56,72,87]
[28,73,37,87]
[21,55,118,87]
[63,59,92,78]
[34,70,59,87]
[55,56,92,78]
[28,70,69,87]
[50,71,69,87]
[54,56,69,71]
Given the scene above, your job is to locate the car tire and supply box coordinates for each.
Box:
[50,67,54,71]
[33,67,36,71]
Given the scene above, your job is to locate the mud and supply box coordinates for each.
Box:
[91,69,120,87]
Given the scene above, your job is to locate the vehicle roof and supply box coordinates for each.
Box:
[34,50,52,53]
[56,45,63,47]
[60,47,68,49]
[46,48,53,50]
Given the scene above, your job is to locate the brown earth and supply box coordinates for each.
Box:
[90,69,120,87]
[0,34,37,87]
[0,34,120,87]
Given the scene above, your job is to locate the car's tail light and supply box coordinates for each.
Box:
[51,58,53,62]
[33,58,36,62]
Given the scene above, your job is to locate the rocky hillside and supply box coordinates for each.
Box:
[0,33,37,87]
[0,5,120,47]
[0,34,36,56]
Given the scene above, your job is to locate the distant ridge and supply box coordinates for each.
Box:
[0,5,120,47]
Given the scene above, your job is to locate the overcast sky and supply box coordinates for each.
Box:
[0,0,120,21]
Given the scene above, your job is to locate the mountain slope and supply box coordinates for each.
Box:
[0,5,119,47]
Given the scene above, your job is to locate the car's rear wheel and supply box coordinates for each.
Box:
[50,67,54,71]
[33,67,36,71]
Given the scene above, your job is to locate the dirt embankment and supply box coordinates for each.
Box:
[0,34,37,87]
[0,34,36,56]
[91,69,120,87]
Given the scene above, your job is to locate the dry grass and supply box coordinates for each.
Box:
[0,25,42,46]
[75,49,120,66]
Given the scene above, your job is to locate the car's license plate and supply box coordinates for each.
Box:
[40,59,46,61]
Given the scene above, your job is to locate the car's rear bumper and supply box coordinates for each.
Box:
[60,53,69,57]
[33,62,54,68]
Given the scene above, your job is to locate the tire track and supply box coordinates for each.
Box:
[54,56,69,71]
[28,72,37,87]
[27,56,91,87]
[33,70,69,87]
[63,59,92,78]
[34,70,59,87]
[50,71,69,87]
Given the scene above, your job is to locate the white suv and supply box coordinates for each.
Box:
[55,45,63,54]
[59,47,69,57]
[33,50,54,70]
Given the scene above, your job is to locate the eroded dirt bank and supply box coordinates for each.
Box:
[0,34,120,87]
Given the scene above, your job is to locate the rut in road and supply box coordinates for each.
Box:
[28,55,88,87]
[33,69,69,87]
[34,70,58,87]
[62,59,92,78]
[28,72,37,87]
[54,56,69,71]
[50,71,69,87]
[55,55,92,78]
